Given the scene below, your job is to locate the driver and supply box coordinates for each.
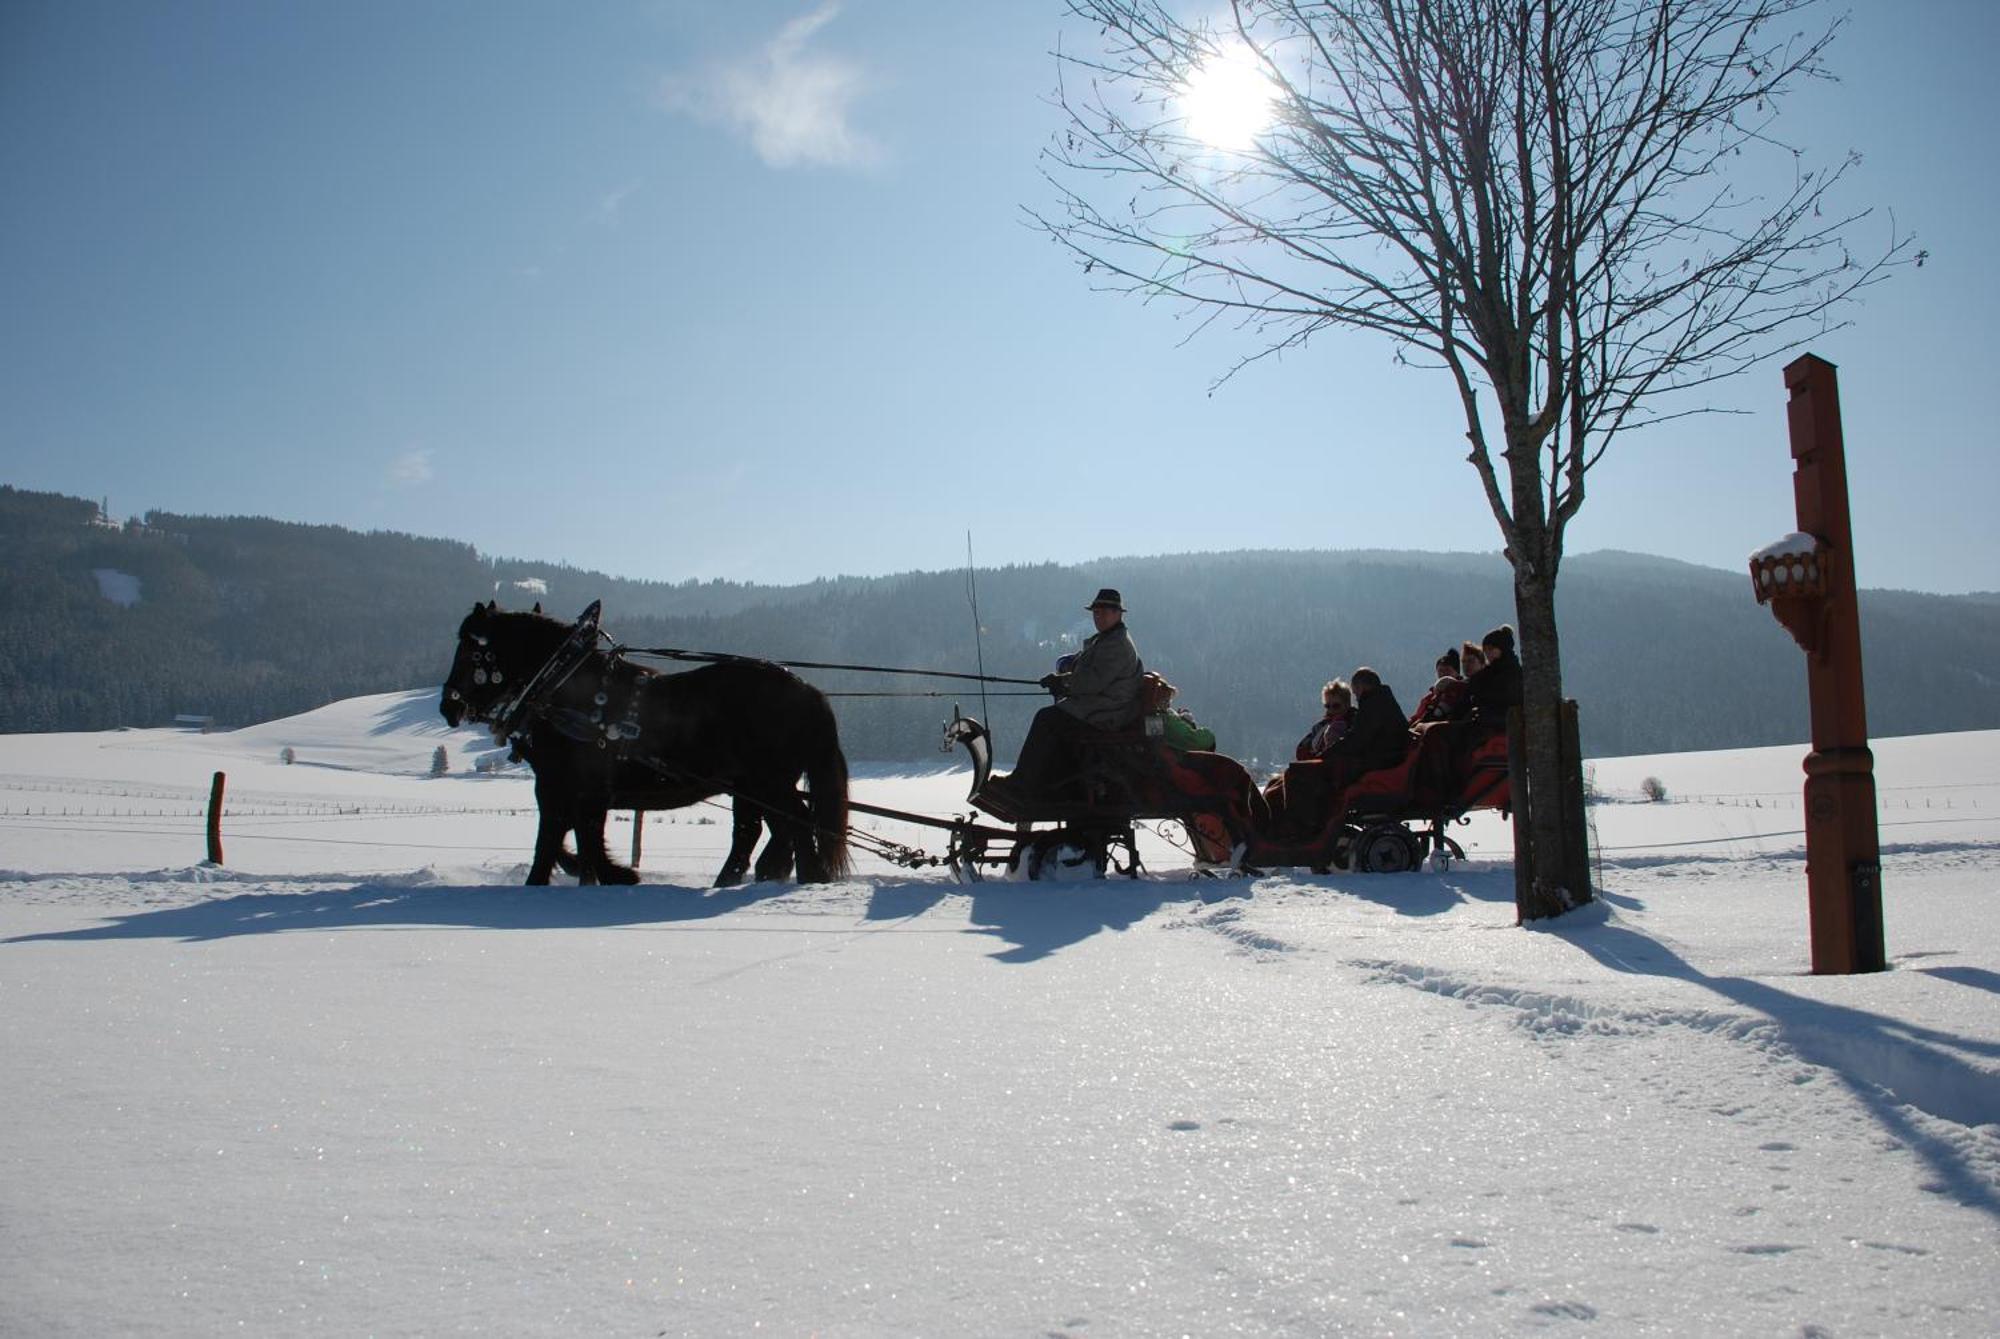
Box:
[985,588,1143,801]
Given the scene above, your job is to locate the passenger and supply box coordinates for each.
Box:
[1408,648,1466,726]
[1267,668,1406,838]
[1296,680,1355,760]
[1463,624,1523,732]
[1143,672,1217,752]
[1323,667,1409,777]
[1459,640,1486,679]
[986,588,1143,800]
[1138,672,1240,863]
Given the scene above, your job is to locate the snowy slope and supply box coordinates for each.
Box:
[1,696,1995,1336]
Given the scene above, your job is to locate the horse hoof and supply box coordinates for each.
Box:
[605,864,641,886]
[714,867,747,888]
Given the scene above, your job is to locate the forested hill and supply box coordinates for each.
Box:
[4,484,1997,763]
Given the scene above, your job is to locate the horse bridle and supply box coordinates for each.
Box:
[448,601,625,747]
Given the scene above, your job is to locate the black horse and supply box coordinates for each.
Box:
[440,601,850,887]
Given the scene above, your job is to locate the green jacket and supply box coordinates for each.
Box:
[1156,709,1216,753]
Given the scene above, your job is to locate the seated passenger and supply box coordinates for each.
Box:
[1324,667,1408,777]
[1408,648,1467,726]
[1265,668,1406,838]
[1462,624,1522,735]
[1142,672,1217,752]
[1429,625,1524,791]
[1296,680,1355,760]
[986,587,1142,801]
[1459,640,1486,681]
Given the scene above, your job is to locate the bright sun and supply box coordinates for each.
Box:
[1180,46,1275,150]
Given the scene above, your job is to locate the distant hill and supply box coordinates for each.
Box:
[4,483,1997,762]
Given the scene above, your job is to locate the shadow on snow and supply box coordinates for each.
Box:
[1543,908,2000,1222]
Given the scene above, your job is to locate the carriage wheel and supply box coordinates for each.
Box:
[1355,823,1420,874]
[1022,830,1109,881]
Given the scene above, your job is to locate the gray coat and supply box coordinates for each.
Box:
[1054,622,1143,728]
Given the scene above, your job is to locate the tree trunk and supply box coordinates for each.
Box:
[1512,572,1589,920]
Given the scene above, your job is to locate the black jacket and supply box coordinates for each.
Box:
[1466,652,1523,725]
[1326,683,1408,772]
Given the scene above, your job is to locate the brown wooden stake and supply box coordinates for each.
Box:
[1558,700,1592,903]
[1507,708,1531,921]
[630,809,645,868]
[206,771,226,866]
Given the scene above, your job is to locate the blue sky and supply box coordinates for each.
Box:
[3,1,1995,593]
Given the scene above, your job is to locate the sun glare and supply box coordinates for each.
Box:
[1180,46,1275,150]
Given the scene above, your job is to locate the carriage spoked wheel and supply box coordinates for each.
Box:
[1353,823,1421,874]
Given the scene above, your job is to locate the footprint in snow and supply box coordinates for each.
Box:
[1530,1300,1598,1320]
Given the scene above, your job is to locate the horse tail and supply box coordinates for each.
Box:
[806,724,851,881]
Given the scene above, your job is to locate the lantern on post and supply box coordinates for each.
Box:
[1748,355,1885,975]
[1749,533,1830,657]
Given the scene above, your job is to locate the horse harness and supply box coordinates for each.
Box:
[475,602,737,798]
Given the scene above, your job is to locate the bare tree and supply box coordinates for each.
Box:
[1037,0,1908,917]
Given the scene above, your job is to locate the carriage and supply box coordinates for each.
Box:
[897,708,1514,879]
[441,600,1516,885]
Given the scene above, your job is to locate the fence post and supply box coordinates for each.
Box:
[630,809,645,868]
[205,771,226,866]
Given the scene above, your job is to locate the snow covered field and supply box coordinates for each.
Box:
[3,691,1996,1336]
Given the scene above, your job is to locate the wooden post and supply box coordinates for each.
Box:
[1558,700,1593,905]
[205,771,226,866]
[630,809,645,868]
[1507,708,1531,920]
[1754,355,1885,974]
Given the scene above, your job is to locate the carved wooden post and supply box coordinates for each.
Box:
[1750,354,1885,974]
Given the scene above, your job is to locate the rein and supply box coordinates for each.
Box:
[612,644,1045,689]
[821,689,1045,699]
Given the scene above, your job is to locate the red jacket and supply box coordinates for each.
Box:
[1409,675,1468,725]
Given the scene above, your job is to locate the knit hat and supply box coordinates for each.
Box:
[1482,624,1516,656]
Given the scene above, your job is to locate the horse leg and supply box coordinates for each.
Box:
[527,806,567,885]
[527,757,576,885]
[753,824,796,882]
[574,802,639,885]
[715,799,761,887]
[770,786,826,883]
